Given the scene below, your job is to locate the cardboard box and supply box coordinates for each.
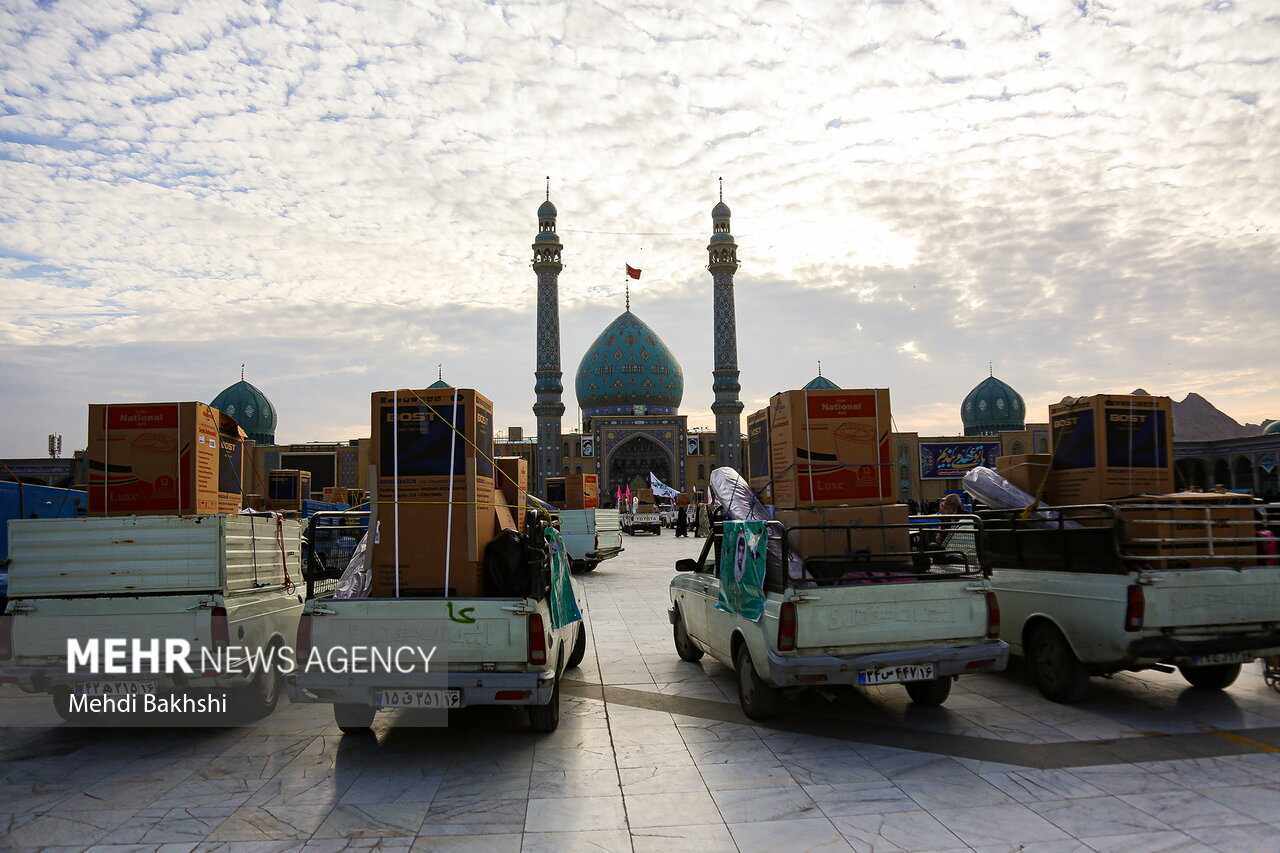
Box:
[268,469,312,513]
[768,389,893,508]
[638,488,654,504]
[1048,394,1174,505]
[746,408,772,501]
[565,474,598,510]
[88,402,229,516]
[370,387,495,502]
[677,492,691,507]
[545,476,566,508]
[495,456,528,533]
[774,505,911,559]
[215,413,247,514]
[370,476,499,597]
[996,454,1053,498]
[1115,493,1258,562]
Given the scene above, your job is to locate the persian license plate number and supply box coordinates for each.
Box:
[76,680,156,697]
[1190,651,1254,666]
[375,689,460,709]
[858,664,935,686]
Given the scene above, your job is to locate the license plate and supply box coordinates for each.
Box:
[375,689,460,709]
[76,680,156,697]
[858,664,935,686]
[1190,651,1255,666]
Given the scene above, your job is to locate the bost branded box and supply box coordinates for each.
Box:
[565,473,599,510]
[995,454,1053,498]
[267,469,312,513]
[545,476,567,508]
[1048,394,1174,505]
[88,402,239,516]
[774,504,911,560]
[495,456,528,533]
[216,413,247,514]
[1114,493,1257,562]
[746,408,772,502]
[768,389,893,508]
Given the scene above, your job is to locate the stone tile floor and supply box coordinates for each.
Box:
[5,532,1280,851]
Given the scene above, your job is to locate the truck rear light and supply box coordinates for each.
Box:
[778,602,797,652]
[296,613,313,662]
[0,613,12,660]
[528,613,547,666]
[211,607,229,651]
[1125,585,1145,632]
[495,690,531,701]
[796,674,827,683]
[985,592,1001,639]
[966,659,995,670]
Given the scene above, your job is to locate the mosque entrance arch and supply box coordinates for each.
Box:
[604,434,674,503]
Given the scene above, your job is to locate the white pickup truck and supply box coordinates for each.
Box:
[286,511,587,733]
[976,501,1280,702]
[622,508,662,536]
[669,516,1008,718]
[0,514,303,721]
[558,508,623,573]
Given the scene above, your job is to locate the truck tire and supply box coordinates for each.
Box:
[334,703,375,734]
[905,677,952,706]
[1029,623,1090,704]
[566,624,587,669]
[735,643,780,720]
[529,675,561,732]
[655,527,662,536]
[578,560,598,574]
[673,609,704,663]
[1178,662,1241,690]
[234,649,283,719]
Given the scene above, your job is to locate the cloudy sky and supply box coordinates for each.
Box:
[2,0,1277,456]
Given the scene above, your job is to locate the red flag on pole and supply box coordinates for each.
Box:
[626,265,641,279]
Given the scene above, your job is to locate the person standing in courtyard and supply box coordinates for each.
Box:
[676,504,688,537]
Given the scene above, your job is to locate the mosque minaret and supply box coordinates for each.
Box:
[708,183,743,471]
[531,184,565,498]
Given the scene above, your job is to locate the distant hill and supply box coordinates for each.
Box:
[1138,390,1269,441]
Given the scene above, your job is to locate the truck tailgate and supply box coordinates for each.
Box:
[9,595,213,664]
[1144,567,1280,631]
[310,598,528,667]
[795,580,989,651]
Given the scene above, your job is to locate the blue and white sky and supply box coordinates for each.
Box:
[2,0,1277,456]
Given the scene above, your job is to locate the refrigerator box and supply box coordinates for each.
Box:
[267,469,312,513]
[566,474,599,510]
[1048,394,1174,505]
[747,407,772,502]
[545,476,566,508]
[768,389,893,508]
[494,456,528,533]
[774,504,911,560]
[995,454,1053,498]
[88,402,230,517]
[1114,493,1258,561]
[216,413,247,514]
[370,388,495,501]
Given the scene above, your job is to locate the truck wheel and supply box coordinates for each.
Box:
[905,677,952,706]
[566,624,587,669]
[1178,662,1241,690]
[234,655,283,720]
[334,703,375,734]
[673,609,704,663]
[51,689,90,724]
[735,644,780,720]
[529,676,561,732]
[578,560,598,574]
[1029,624,1090,704]
[655,527,662,536]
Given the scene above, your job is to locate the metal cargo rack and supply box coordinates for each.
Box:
[302,510,370,600]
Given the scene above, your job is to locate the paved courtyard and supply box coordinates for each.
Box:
[6,531,1280,851]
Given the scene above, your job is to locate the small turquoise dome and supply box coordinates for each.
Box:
[211,378,277,444]
[961,375,1025,436]
[428,378,451,390]
[712,200,731,218]
[1264,421,1280,435]
[576,311,683,418]
[538,200,557,219]
[803,374,840,391]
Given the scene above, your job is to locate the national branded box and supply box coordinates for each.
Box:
[1115,493,1258,562]
[565,473,598,510]
[1048,394,1174,505]
[768,389,893,508]
[268,469,312,513]
[88,402,240,516]
[369,477,499,598]
[370,388,495,501]
[746,408,772,502]
[774,505,911,560]
[495,456,528,533]
[995,454,1053,498]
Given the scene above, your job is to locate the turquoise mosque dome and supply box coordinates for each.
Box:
[538,199,557,219]
[803,374,840,391]
[576,310,684,418]
[961,375,1025,437]
[211,376,277,444]
[1264,421,1280,436]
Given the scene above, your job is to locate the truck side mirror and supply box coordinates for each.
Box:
[675,559,699,573]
